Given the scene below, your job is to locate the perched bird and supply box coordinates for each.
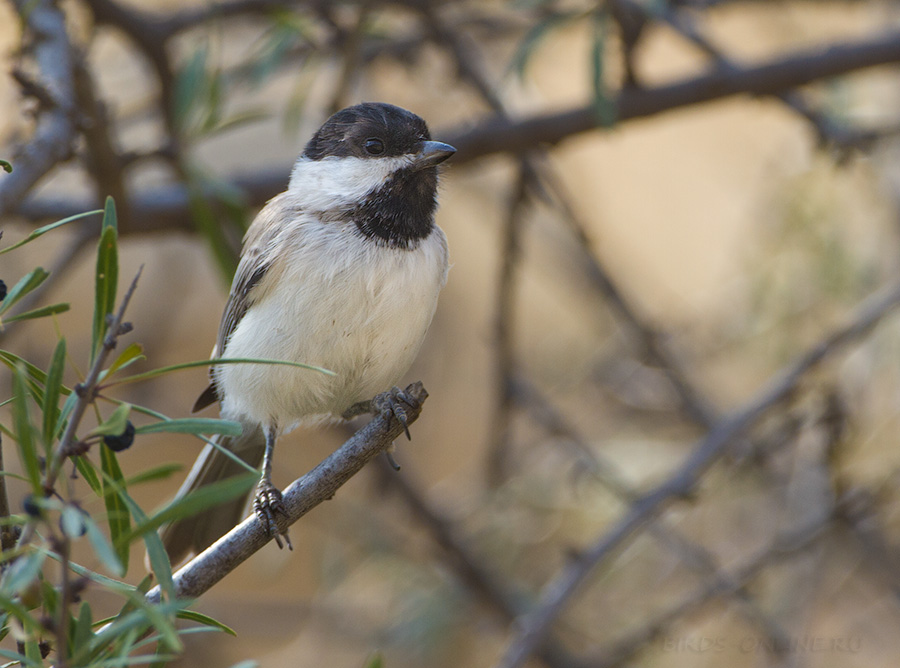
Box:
[161,102,455,563]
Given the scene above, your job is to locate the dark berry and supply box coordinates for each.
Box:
[0,279,6,301]
[103,420,135,452]
[22,494,42,517]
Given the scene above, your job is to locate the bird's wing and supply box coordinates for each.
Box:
[193,194,292,411]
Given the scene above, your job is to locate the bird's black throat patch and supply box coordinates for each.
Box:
[349,165,438,249]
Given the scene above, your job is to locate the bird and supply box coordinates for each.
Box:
[160,102,455,563]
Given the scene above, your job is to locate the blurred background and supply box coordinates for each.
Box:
[5,0,900,666]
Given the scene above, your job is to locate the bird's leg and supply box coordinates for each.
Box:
[254,425,292,550]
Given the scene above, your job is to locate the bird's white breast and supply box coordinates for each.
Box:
[215,210,448,432]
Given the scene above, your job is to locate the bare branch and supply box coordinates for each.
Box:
[145,382,428,604]
[495,279,900,668]
[451,28,900,162]
[0,0,77,215]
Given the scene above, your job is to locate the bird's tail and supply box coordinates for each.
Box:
[160,426,265,565]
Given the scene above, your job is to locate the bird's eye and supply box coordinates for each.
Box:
[364,138,385,155]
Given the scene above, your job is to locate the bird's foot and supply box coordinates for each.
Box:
[373,385,422,440]
[254,481,293,550]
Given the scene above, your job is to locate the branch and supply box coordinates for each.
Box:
[145,382,428,604]
[0,0,77,215]
[451,28,900,162]
[495,279,900,668]
[17,27,900,228]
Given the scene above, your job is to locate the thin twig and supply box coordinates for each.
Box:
[375,458,586,668]
[48,267,143,489]
[16,25,900,226]
[145,382,429,604]
[495,279,900,668]
[0,0,77,214]
[580,519,830,668]
[486,165,530,483]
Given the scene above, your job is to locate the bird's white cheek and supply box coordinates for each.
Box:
[288,155,413,210]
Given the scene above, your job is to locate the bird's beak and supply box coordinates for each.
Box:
[412,141,456,170]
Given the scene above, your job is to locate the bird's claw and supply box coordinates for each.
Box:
[254,481,293,550]
[373,385,421,440]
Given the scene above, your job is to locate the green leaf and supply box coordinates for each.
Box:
[91,403,132,438]
[92,201,119,360]
[0,593,44,633]
[1,301,69,324]
[24,640,43,666]
[176,609,237,636]
[0,158,11,173]
[100,442,131,573]
[94,469,175,599]
[73,601,94,656]
[60,505,88,539]
[0,267,48,317]
[115,472,257,547]
[135,417,242,437]
[0,209,103,256]
[83,514,125,577]
[42,338,66,449]
[590,10,617,127]
[105,342,146,377]
[509,11,579,78]
[363,652,384,668]
[107,356,334,387]
[11,364,42,495]
[0,350,50,403]
[173,46,209,132]
[186,169,240,281]
[0,549,45,596]
[75,454,103,495]
[124,463,182,487]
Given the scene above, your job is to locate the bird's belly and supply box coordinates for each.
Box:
[215,232,446,431]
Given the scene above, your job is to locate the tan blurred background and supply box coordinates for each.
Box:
[5,1,900,667]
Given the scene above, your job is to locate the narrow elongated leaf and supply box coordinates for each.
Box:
[509,11,579,78]
[92,201,119,359]
[73,601,94,656]
[83,514,125,577]
[100,443,131,572]
[94,469,175,598]
[60,505,88,539]
[124,463,182,487]
[0,267,48,317]
[0,549,45,596]
[0,158,11,173]
[590,10,617,127]
[11,365,42,495]
[2,302,69,324]
[42,338,66,449]
[55,390,79,442]
[75,455,103,495]
[91,403,132,437]
[0,350,49,406]
[0,593,43,632]
[176,609,236,636]
[115,472,257,546]
[107,356,334,387]
[173,47,209,131]
[135,417,241,437]
[105,342,146,377]
[0,209,103,255]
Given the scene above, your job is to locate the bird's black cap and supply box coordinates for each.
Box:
[303,102,435,161]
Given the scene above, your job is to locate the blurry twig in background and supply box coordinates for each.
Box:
[496,279,900,668]
[0,0,77,213]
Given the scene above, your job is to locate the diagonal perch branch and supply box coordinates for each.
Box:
[145,382,428,604]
